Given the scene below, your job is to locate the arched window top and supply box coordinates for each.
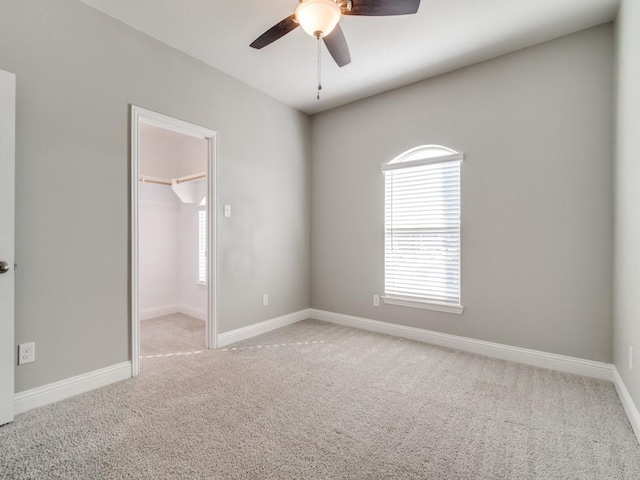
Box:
[382,144,463,172]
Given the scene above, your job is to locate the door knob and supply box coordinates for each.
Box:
[0,261,9,274]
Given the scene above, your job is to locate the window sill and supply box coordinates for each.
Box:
[381,296,464,315]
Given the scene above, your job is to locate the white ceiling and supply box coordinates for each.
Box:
[81,0,619,115]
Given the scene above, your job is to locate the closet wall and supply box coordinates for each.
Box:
[139,182,181,317]
[139,124,207,320]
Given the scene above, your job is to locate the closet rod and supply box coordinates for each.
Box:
[139,175,171,186]
[175,172,206,184]
[139,172,206,185]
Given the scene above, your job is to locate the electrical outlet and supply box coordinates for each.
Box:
[373,294,380,307]
[224,204,231,218]
[630,346,634,371]
[263,294,269,306]
[18,342,35,365]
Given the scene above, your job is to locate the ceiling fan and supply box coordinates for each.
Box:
[250,0,422,68]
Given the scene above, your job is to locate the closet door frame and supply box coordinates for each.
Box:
[130,105,217,377]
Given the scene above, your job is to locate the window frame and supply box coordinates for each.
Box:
[381,145,464,315]
[198,206,207,285]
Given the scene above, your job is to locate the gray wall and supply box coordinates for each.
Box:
[614,0,640,407]
[311,25,614,363]
[0,0,311,392]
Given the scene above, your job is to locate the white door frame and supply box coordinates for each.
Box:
[130,106,217,377]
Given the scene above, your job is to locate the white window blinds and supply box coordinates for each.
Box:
[198,209,207,284]
[383,147,462,309]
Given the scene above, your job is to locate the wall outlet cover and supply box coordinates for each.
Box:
[18,342,35,365]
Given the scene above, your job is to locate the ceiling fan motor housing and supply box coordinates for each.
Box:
[295,0,342,38]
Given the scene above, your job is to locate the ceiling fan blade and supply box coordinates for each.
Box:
[346,0,421,16]
[250,14,299,49]
[323,24,351,67]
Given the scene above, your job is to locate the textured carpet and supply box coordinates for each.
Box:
[1,318,640,479]
[139,313,206,358]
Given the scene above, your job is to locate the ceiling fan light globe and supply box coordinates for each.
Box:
[295,0,341,38]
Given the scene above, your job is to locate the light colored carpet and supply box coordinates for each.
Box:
[140,313,206,358]
[1,318,639,479]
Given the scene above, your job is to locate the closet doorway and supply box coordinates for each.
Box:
[131,106,217,376]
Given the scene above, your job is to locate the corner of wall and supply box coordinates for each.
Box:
[613,0,640,417]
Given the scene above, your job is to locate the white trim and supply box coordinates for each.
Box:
[217,309,311,348]
[14,362,131,415]
[179,304,207,321]
[131,105,218,377]
[131,106,141,377]
[381,152,464,171]
[139,304,180,321]
[310,309,613,381]
[198,208,207,285]
[613,366,640,444]
[135,109,214,140]
[207,120,219,351]
[138,304,206,321]
[381,295,464,314]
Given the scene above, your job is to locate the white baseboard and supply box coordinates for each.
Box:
[14,361,131,415]
[179,304,206,321]
[140,304,206,321]
[310,309,613,381]
[613,366,640,444]
[218,309,311,348]
[140,304,179,321]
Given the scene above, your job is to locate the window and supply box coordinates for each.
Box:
[198,208,207,284]
[382,145,463,314]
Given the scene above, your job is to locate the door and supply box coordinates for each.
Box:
[0,69,16,426]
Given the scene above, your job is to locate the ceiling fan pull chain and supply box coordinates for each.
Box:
[317,35,323,100]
